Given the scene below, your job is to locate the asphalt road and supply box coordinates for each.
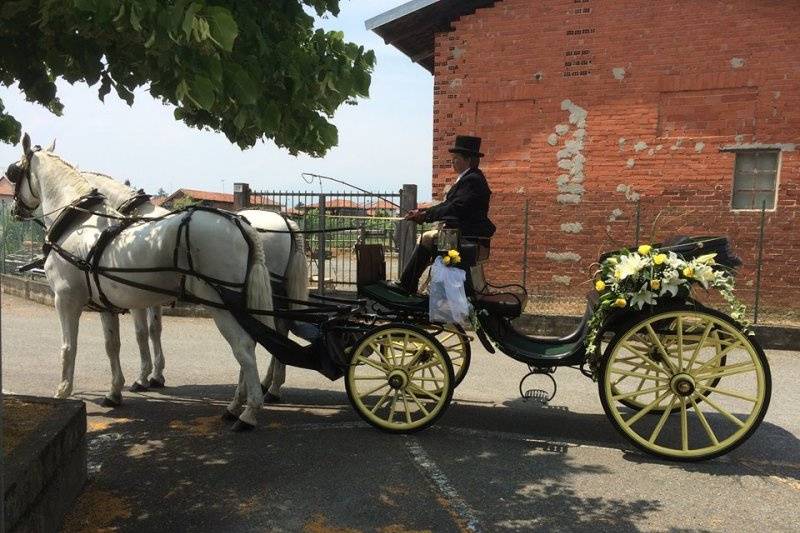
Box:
[2,293,799,532]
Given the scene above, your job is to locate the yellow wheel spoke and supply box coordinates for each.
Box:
[356,356,389,374]
[354,376,390,381]
[645,324,678,373]
[370,389,392,414]
[694,362,756,381]
[388,391,399,422]
[410,360,442,375]
[368,342,393,368]
[625,389,673,426]
[612,384,669,401]
[696,384,758,403]
[609,368,669,381]
[649,396,678,444]
[402,392,413,424]
[699,394,747,428]
[412,376,445,384]
[619,343,665,373]
[680,399,689,451]
[404,345,427,369]
[407,383,442,402]
[690,397,719,446]
[694,340,745,373]
[685,322,713,370]
[677,317,684,371]
[359,382,389,399]
[406,389,430,416]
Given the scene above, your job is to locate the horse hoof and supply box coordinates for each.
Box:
[221,409,239,422]
[231,419,255,432]
[148,377,166,389]
[101,395,122,408]
[130,382,148,393]
[263,392,282,404]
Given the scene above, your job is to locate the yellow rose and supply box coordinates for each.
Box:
[653,253,667,265]
[637,244,652,255]
[650,279,661,290]
[595,280,606,292]
[448,249,459,258]
[683,267,694,278]
[443,256,451,265]
[453,256,461,264]
[614,298,627,308]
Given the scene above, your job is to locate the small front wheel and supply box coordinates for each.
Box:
[345,324,454,433]
[599,307,771,461]
[426,323,471,387]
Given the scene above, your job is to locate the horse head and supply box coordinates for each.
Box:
[4,133,40,219]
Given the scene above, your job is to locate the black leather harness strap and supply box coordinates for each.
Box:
[116,190,152,215]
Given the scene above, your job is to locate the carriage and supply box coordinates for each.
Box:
[6,137,770,461]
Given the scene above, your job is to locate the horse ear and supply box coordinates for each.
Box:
[46,139,56,152]
[22,133,31,157]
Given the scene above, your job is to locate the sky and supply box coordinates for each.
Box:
[0,1,434,199]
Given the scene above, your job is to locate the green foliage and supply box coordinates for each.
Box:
[171,194,198,210]
[0,1,375,155]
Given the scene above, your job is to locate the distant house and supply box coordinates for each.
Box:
[366,199,400,217]
[161,188,280,211]
[0,176,15,205]
[305,199,366,217]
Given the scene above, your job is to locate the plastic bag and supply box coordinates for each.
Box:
[429,256,470,324]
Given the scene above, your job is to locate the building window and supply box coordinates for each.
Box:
[731,150,780,210]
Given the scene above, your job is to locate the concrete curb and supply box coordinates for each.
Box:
[3,395,87,533]
[3,274,798,350]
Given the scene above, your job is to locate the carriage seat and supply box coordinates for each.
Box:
[474,292,523,318]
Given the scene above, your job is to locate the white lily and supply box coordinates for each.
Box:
[630,283,658,309]
[616,253,649,281]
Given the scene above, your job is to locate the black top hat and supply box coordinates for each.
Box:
[448,135,484,157]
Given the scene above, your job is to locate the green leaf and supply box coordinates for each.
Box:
[130,4,142,31]
[182,2,201,40]
[205,6,238,52]
[189,75,215,110]
[144,30,156,48]
[228,65,258,106]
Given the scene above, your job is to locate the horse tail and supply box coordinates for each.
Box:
[242,222,275,330]
[285,219,309,305]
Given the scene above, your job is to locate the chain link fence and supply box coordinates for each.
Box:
[0,202,45,278]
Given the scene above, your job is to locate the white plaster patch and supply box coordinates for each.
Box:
[556,175,570,186]
[558,182,586,195]
[626,158,635,169]
[560,222,583,234]
[555,124,570,136]
[656,144,663,151]
[735,134,745,143]
[618,137,626,150]
[517,186,526,194]
[557,194,582,204]
[612,67,626,80]
[730,57,745,69]
[574,129,586,141]
[774,91,781,99]
[547,133,559,146]
[557,159,574,170]
[452,47,465,60]
[546,251,581,262]
[695,141,705,153]
[671,138,684,150]
[609,208,624,222]
[616,184,640,202]
[552,275,572,286]
[634,141,648,152]
[561,99,588,127]
[449,78,463,89]
[647,148,655,156]
[569,169,585,181]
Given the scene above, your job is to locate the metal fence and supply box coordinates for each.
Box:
[247,188,423,293]
[0,202,45,278]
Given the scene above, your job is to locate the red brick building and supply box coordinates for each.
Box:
[369,0,799,315]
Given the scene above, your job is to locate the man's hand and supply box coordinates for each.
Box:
[404,209,427,223]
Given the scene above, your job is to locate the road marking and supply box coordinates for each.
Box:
[405,437,482,533]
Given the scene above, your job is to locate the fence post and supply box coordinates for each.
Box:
[398,184,418,275]
[522,199,529,290]
[1,201,5,274]
[233,182,250,211]
[754,200,767,324]
[317,194,327,295]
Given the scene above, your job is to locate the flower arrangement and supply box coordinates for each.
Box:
[441,249,461,266]
[585,243,747,355]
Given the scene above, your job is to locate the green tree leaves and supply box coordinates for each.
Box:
[0,1,375,156]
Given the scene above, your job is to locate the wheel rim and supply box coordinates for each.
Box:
[347,327,453,431]
[428,324,470,387]
[603,311,768,459]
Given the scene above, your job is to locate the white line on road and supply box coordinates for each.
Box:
[405,436,482,533]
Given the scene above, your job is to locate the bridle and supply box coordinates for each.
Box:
[5,147,41,218]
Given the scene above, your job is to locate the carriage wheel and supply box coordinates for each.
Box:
[426,323,471,388]
[599,308,770,461]
[611,318,727,412]
[345,324,454,433]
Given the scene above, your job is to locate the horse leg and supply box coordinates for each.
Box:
[54,292,82,399]
[147,306,166,388]
[210,310,263,431]
[222,369,247,421]
[130,308,152,392]
[100,312,125,406]
[261,320,289,403]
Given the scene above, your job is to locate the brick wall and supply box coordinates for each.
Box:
[431,0,800,316]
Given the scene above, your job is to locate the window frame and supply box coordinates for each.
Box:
[729,149,781,212]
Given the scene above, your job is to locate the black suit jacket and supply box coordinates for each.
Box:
[423,168,496,238]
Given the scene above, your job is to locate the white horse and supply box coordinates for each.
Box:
[6,134,274,429]
[78,161,309,401]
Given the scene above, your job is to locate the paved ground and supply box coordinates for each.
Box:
[2,293,799,532]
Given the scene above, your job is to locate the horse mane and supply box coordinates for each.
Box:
[82,170,137,197]
[33,152,96,201]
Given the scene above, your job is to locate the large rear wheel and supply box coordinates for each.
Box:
[599,308,771,461]
[345,324,454,433]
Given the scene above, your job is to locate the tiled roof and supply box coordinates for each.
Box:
[0,176,15,197]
